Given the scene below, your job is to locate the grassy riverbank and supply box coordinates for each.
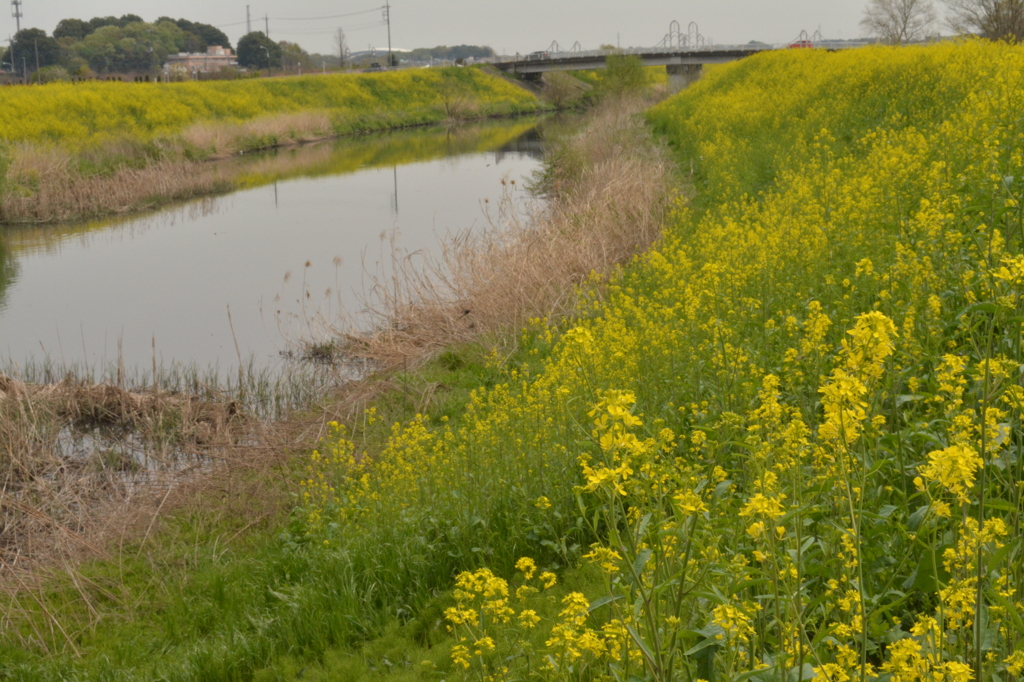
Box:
[0,67,541,224]
[0,96,671,680]
[9,40,1024,681]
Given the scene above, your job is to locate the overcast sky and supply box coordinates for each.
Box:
[10,2,880,55]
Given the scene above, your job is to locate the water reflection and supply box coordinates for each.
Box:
[0,239,16,313]
[0,116,562,376]
[494,126,545,164]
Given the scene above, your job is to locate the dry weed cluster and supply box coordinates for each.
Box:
[0,373,247,572]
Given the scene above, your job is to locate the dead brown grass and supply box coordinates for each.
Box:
[337,97,674,367]
[182,111,336,157]
[0,111,335,225]
[0,144,229,224]
[0,373,251,572]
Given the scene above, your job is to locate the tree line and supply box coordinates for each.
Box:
[861,0,1024,45]
[0,15,234,78]
[0,13,412,81]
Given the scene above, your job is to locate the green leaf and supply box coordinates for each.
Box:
[626,624,657,666]
[713,480,734,500]
[907,505,931,532]
[635,512,654,541]
[956,301,998,318]
[630,548,653,579]
[986,536,1018,572]
[878,504,898,519]
[684,627,725,655]
[587,595,623,612]
[902,547,948,593]
[695,640,719,681]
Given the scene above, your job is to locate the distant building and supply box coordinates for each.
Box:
[164,46,237,76]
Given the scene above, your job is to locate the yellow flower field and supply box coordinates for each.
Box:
[303,40,1024,680]
[0,67,539,149]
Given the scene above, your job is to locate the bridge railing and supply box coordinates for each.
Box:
[494,41,875,64]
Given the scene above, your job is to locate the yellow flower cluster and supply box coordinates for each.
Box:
[443,559,556,674]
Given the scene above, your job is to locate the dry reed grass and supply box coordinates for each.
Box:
[182,111,336,157]
[0,111,335,224]
[0,373,250,575]
[0,144,228,224]
[337,98,674,367]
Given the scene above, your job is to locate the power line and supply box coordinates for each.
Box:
[278,23,384,36]
[274,7,381,22]
[270,18,385,35]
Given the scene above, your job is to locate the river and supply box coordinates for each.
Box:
[0,117,550,381]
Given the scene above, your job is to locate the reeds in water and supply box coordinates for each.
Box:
[0,356,337,573]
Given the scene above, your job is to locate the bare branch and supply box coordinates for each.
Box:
[334,28,348,68]
[861,0,938,44]
[944,0,1024,39]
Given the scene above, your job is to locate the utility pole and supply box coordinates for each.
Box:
[33,36,38,76]
[10,0,21,33]
[246,5,251,34]
[6,35,13,77]
[264,14,269,38]
[384,0,392,68]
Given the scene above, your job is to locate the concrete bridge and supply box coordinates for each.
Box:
[494,42,867,91]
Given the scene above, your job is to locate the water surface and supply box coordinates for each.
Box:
[0,119,546,377]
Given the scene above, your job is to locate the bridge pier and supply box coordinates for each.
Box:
[666,63,703,92]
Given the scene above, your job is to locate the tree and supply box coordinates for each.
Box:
[237,32,281,69]
[279,41,313,72]
[334,28,348,68]
[944,0,1024,40]
[87,16,120,33]
[179,32,205,54]
[861,0,938,43]
[69,22,185,74]
[10,29,60,75]
[543,71,585,108]
[158,18,232,51]
[601,54,647,95]
[53,18,89,41]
